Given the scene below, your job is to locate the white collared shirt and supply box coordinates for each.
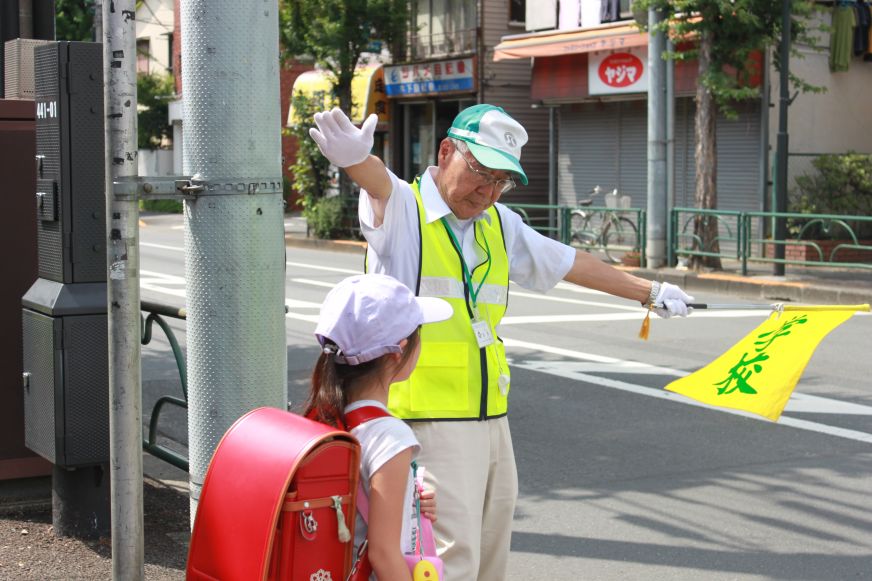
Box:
[359,166,575,294]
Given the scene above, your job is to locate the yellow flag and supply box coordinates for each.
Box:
[665,309,859,421]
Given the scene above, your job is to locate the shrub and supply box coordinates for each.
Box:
[304,195,344,239]
[789,153,872,239]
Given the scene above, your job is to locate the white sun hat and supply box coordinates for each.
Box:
[315,274,453,365]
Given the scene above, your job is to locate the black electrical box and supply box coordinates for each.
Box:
[22,41,108,469]
[34,41,105,284]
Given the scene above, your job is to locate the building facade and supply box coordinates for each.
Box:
[384,0,550,204]
[495,0,872,217]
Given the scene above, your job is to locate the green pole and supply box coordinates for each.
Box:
[773,0,791,276]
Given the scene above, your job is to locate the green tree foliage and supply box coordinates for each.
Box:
[137,72,174,149]
[279,0,407,113]
[633,0,823,269]
[636,0,822,116]
[279,0,407,232]
[286,93,344,237]
[55,0,95,41]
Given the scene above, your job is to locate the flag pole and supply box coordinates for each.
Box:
[639,303,869,340]
[686,303,870,312]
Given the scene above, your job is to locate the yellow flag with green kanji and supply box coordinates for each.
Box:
[665,309,860,421]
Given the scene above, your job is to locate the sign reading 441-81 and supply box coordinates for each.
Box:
[589,48,648,96]
[36,100,58,119]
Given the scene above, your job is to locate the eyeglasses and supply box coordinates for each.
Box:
[458,151,516,194]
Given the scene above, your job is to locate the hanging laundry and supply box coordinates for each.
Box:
[600,0,620,23]
[854,0,871,56]
[581,0,602,27]
[830,4,856,72]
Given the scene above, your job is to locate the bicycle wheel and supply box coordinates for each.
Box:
[603,217,639,263]
[570,210,597,250]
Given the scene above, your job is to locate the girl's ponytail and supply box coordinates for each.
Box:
[303,351,346,428]
[303,328,420,427]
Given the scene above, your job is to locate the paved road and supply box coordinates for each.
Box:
[140,213,872,580]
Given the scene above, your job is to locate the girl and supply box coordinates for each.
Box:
[304,273,451,580]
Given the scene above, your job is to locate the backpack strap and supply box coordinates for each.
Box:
[345,405,392,579]
[344,405,392,431]
[345,405,391,524]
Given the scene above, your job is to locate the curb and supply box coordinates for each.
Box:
[285,235,872,305]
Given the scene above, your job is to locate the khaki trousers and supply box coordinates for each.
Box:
[411,416,518,581]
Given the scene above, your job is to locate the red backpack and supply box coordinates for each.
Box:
[186,405,388,581]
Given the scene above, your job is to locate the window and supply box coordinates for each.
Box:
[409,0,476,59]
[137,38,150,74]
[510,0,525,25]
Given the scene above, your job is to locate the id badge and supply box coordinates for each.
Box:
[471,318,495,348]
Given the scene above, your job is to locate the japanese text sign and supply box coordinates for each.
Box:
[589,48,648,96]
[384,58,475,97]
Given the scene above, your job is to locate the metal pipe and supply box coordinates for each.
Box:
[548,105,557,237]
[646,8,667,267]
[665,38,675,264]
[688,303,870,312]
[102,0,144,578]
[182,0,287,524]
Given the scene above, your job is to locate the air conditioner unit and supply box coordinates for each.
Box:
[4,38,54,99]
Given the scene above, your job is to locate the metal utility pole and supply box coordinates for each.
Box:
[773,0,791,276]
[646,8,668,268]
[102,0,144,578]
[182,0,287,523]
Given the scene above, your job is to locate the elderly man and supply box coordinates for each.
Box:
[310,104,693,580]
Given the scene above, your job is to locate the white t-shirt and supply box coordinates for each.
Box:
[346,400,420,559]
[359,166,575,294]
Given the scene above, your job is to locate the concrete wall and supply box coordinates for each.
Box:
[138,148,174,177]
[770,9,872,155]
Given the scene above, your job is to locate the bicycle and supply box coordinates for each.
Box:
[570,186,639,264]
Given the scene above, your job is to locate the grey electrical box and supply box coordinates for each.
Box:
[22,281,109,467]
[34,41,105,284]
[22,41,108,469]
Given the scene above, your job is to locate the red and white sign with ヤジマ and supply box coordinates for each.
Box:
[589,48,649,96]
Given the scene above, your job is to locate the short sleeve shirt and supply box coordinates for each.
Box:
[346,400,420,557]
[359,166,575,294]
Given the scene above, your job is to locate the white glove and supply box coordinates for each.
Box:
[653,282,694,318]
[309,107,378,168]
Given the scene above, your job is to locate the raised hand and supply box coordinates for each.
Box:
[309,107,378,168]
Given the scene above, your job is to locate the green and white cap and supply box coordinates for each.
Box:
[447,104,529,185]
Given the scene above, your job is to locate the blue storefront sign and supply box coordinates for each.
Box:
[385,58,475,97]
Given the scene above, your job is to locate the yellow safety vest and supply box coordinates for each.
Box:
[380,178,511,420]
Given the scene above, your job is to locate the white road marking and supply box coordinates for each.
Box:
[286,261,360,275]
[510,290,640,311]
[502,310,772,325]
[291,278,337,289]
[142,241,184,252]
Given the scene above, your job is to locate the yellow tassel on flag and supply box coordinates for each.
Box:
[638,307,652,340]
[664,306,865,421]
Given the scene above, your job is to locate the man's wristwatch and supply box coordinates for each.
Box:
[643,281,661,308]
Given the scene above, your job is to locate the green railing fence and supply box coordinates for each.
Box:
[672,208,872,274]
[141,301,189,472]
